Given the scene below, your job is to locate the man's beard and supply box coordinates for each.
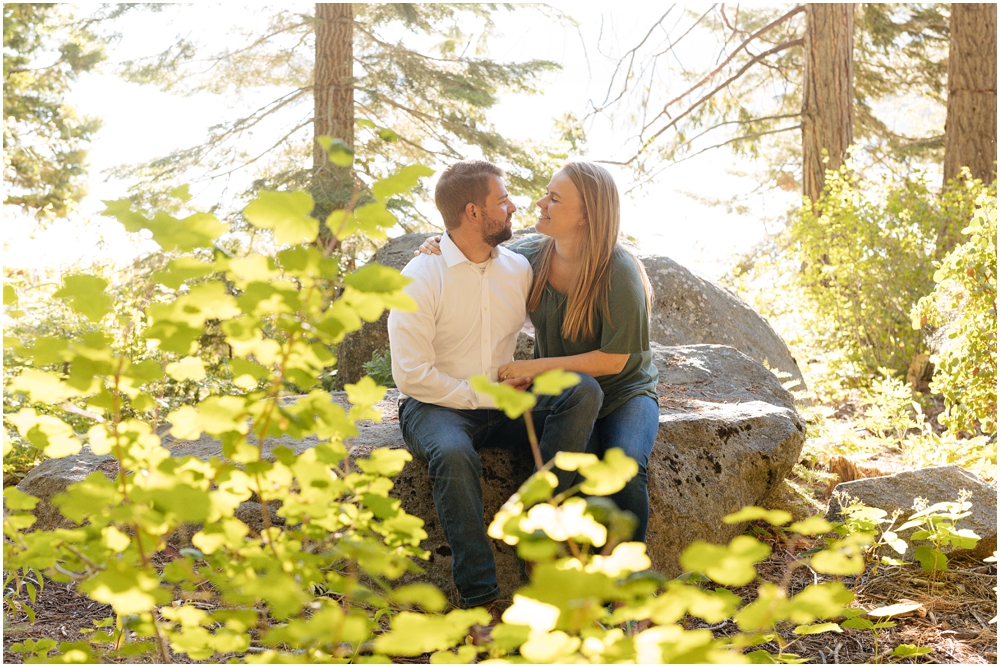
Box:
[481,211,513,247]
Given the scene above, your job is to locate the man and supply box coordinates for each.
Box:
[388,160,603,609]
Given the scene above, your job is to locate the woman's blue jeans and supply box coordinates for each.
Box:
[399,375,602,607]
[586,394,659,542]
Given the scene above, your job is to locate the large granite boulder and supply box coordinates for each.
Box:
[335,233,805,391]
[827,465,997,559]
[639,255,805,391]
[16,343,804,603]
[14,447,115,532]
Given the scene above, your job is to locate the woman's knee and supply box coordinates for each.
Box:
[570,374,604,411]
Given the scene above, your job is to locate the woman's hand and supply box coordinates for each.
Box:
[498,359,543,382]
[414,235,443,256]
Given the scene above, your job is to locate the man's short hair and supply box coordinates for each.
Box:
[434,160,505,230]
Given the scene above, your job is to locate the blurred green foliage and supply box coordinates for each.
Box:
[912,197,997,435]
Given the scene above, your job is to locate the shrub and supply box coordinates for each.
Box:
[788,166,992,378]
[911,196,997,435]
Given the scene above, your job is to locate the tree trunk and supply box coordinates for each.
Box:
[313,3,354,213]
[943,3,997,186]
[801,4,854,203]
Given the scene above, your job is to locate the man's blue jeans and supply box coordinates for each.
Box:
[399,375,603,607]
[586,394,659,542]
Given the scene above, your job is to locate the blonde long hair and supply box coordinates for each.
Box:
[526,162,653,342]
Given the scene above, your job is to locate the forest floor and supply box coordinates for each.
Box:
[3,396,997,664]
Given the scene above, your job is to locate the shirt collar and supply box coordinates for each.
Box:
[441,232,498,268]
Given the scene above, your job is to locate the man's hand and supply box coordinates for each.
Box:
[500,375,532,392]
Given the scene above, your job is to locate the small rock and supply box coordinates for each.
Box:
[828,465,997,558]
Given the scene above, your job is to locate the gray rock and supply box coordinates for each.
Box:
[334,233,805,392]
[14,446,114,531]
[827,465,997,559]
[640,255,805,392]
[16,344,804,604]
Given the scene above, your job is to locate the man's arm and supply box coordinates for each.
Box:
[388,265,489,409]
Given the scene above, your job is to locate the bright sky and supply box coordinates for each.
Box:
[4,2,802,279]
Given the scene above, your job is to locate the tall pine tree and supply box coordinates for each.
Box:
[3,4,105,219]
[110,4,566,227]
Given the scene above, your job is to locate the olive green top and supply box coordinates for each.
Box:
[509,234,659,419]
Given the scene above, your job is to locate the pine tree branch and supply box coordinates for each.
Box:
[650,5,804,125]
[595,5,677,111]
[212,119,311,180]
[664,123,802,167]
[671,112,802,154]
[637,38,804,158]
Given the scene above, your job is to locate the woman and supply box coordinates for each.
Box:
[418,162,659,542]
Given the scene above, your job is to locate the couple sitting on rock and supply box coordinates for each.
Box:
[387,159,659,610]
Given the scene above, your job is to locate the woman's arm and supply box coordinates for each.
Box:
[499,349,628,381]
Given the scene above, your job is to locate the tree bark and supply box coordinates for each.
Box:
[943,3,997,186]
[313,3,354,211]
[801,4,854,203]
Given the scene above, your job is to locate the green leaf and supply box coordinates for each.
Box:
[577,447,639,496]
[18,336,69,366]
[840,617,875,630]
[793,622,843,635]
[470,375,536,419]
[890,644,932,658]
[165,357,206,382]
[531,369,581,396]
[78,561,168,615]
[344,262,411,293]
[787,516,833,535]
[104,199,227,251]
[356,448,411,477]
[7,409,82,458]
[724,506,793,526]
[4,486,39,511]
[490,623,531,653]
[374,609,489,656]
[317,136,354,167]
[429,646,478,664]
[912,545,948,573]
[810,534,870,575]
[242,570,310,620]
[377,128,399,143]
[680,535,771,586]
[785,583,854,624]
[8,370,79,403]
[53,274,111,321]
[515,470,558,506]
[372,164,434,200]
[346,375,387,413]
[169,184,192,202]
[4,284,17,306]
[746,649,778,664]
[244,190,318,245]
[392,584,448,613]
[152,257,216,289]
[346,202,398,241]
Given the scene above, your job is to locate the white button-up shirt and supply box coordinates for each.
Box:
[388,232,532,410]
